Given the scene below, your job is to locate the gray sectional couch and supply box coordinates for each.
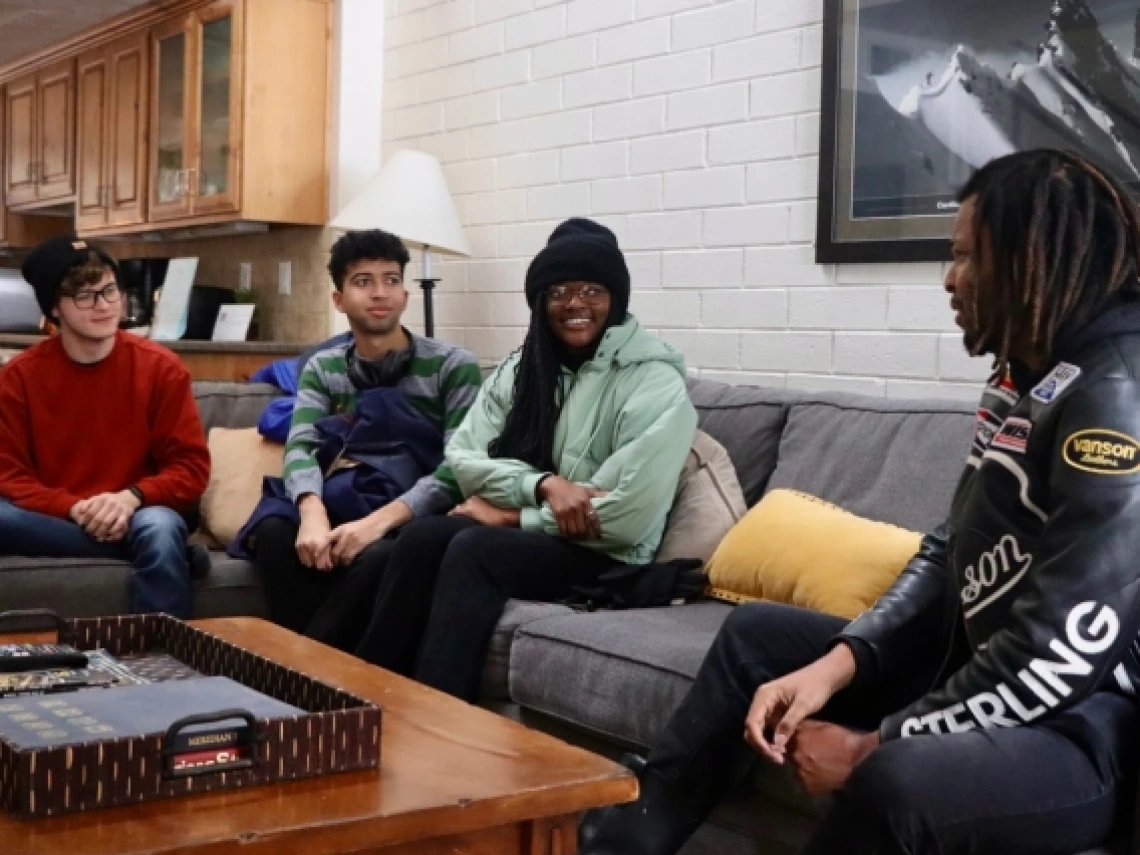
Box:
[0,379,1127,854]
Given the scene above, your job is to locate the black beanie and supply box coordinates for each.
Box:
[21,233,120,318]
[524,218,630,321]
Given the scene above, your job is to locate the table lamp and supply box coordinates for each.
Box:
[329,150,469,337]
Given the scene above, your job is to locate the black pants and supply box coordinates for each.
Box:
[649,601,1135,855]
[354,516,619,701]
[250,516,395,652]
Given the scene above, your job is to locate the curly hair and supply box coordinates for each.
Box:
[58,252,115,298]
[328,230,411,291]
[959,150,1140,373]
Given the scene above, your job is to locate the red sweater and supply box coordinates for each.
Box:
[0,332,210,519]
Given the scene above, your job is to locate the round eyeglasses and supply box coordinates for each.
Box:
[548,284,610,305]
[69,282,122,310]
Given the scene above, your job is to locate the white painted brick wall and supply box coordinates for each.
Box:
[499,79,562,120]
[634,50,711,97]
[632,130,704,174]
[381,0,991,396]
[672,0,753,52]
[593,175,663,214]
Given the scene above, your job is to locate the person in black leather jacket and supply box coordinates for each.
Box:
[581,149,1140,855]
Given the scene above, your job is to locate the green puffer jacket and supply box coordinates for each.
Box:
[446,315,698,564]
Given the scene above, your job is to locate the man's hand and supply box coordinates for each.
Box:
[744,643,858,764]
[450,495,521,528]
[295,495,333,571]
[789,721,880,796]
[538,476,607,540]
[73,490,141,542]
[329,501,413,566]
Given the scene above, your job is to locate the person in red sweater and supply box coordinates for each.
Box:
[0,234,210,617]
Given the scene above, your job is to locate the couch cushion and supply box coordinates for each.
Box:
[706,490,921,619]
[509,602,733,749]
[687,379,801,507]
[0,552,267,620]
[200,428,285,548]
[193,381,282,433]
[481,599,575,700]
[767,392,975,533]
[656,431,747,564]
[195,553,268,619]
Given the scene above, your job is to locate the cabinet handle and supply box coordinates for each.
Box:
[25,161,31,181]
[185,167,197,198]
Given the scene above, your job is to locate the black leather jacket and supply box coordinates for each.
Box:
[841,299,1140,741]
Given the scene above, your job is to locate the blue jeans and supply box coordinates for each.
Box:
[0,500,193,617]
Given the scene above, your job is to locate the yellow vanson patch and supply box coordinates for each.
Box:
[1063,429,1140,475]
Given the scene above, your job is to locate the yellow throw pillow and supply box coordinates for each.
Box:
[200,428,285,548]
[706,489,922,619]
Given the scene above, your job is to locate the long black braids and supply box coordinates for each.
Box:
[487,300,566,471]
[959,149,1140,375]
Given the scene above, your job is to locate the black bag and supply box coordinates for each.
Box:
[564,559,707,611]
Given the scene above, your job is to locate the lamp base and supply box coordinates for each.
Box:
[416,278,439,338]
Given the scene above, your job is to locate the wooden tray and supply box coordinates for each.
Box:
[0,612,381,819]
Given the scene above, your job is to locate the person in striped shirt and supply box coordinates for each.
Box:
[251,230,481,647]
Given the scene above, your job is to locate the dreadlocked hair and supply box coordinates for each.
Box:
[487,304,564,471]
[959,149,1140,375]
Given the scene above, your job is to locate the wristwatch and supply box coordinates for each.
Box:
[534,474,553,503]
[128,486,145,506]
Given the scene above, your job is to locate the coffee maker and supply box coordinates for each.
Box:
[117,257,169,330]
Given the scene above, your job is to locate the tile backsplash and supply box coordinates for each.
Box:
[0,226,335,343]
[109,226,335,343]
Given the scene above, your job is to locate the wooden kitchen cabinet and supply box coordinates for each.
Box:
[5,73,37,207]
[144,0,328,230]
[1,0,330,237]
[3,60,75,209]
[0,84,70,248]
[149,0,242,223]
[37,59,75,202]
[76,32,149,231]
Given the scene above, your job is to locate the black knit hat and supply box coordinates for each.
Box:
[524,218,630,320]
[21,233,120,318]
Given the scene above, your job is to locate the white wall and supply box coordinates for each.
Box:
[329,0,387,335]
[380,0,991,399]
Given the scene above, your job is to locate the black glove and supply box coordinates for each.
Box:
[565,559,707,611]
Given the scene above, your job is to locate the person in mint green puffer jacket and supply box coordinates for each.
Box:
[351,217,698,701]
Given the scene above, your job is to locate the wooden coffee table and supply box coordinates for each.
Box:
[0,618,637,854]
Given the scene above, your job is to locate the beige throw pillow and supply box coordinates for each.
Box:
[655,431,748,564]
[200,428,286,548]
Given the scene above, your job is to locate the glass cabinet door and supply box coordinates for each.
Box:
[192,0,241,214]
[150,17,191,219]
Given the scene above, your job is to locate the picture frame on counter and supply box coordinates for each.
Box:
[211,304,255,342]
[816,0,1140,264]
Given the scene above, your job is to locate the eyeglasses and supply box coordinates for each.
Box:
[69,282,122,310]
[548,284,610,305]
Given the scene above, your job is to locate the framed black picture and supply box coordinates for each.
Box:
[816,0,1140,264]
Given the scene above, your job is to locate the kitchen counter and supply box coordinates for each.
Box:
[0,334,303,381]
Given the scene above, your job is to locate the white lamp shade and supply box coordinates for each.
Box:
[329,150,470,258]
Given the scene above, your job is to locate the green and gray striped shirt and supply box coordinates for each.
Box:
[283,334,482,517]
